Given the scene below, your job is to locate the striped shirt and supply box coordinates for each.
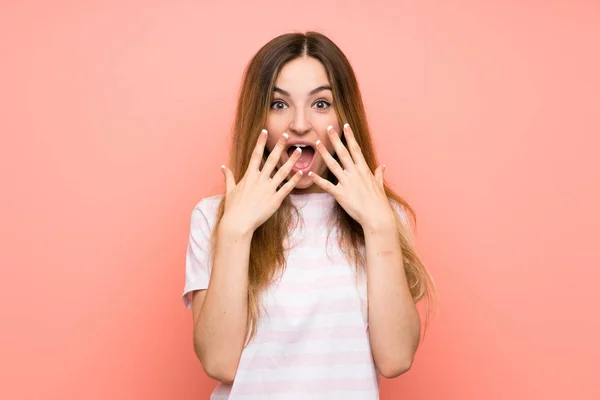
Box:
[183,192,380,399]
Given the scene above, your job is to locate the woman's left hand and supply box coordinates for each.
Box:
[309,124,396,232]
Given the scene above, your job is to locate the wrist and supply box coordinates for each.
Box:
[361,212,397,235]
[218,215,255,241]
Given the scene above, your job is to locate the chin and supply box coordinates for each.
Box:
[294,176,315,189]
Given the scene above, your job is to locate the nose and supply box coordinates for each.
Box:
[288,108,312,136]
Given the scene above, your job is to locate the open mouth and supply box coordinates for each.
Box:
[286,144,316,171]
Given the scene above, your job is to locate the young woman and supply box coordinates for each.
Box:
[182,31,436,399]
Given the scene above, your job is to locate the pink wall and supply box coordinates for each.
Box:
[1,1,599,398]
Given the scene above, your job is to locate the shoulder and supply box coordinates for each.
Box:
[190,193,224,226]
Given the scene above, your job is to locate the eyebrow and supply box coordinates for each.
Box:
[273,85,332,97]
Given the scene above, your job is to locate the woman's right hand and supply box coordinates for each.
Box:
[220,129,303,234]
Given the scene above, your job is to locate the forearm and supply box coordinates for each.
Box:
[364,222,421,378]
[194,217,253,379]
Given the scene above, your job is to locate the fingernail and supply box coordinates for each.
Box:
[383,164,386,171]
[344,123,349,129]
[282,132,289,139]
[327,125,333,132]
[261,129,268,135]
[221,164,225,169]
[295,147,302,153]
[308,171,313,176]
[316,140,321,146]
[298,170,303,175]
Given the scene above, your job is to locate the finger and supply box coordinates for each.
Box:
[342,123,368,169]
[315,139,346,182]
[327,125,355,171]
[275,170,303,201]
[247,129,269,172]
[308,171,338,195]
[272,146,302,185]
[262,132,289,177]
[374,164,385,187]
[221,165,235,193]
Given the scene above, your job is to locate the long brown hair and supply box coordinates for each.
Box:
[212,31,437,343]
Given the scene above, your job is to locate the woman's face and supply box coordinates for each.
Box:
[265,56,341,193]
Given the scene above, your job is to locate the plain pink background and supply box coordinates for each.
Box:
[1,1,599,399]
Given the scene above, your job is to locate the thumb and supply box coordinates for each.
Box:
[221,165,235,194]
[374,164,385,187]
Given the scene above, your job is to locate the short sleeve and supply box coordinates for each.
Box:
[182,198,217,309]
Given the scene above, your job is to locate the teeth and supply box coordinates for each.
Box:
[294,144,307,148]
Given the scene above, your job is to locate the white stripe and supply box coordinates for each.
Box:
[257,311,367,331]
[238,364,375,382]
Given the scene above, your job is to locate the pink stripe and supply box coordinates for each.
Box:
[288,228,330,242]
[242,349,372,369]
[265,297,362,318]
[273,274,354,294]
[212,383,232,396]
[298,219,334,229]
[233,377,376,395]
[252,325,366,345]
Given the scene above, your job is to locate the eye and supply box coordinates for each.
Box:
[270,100,288,110]
[313,100,331,110]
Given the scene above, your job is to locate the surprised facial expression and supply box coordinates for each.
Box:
[264,56,341,193]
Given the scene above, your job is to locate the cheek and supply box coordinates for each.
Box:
[323,131,341,153]
[265,136,278,152]
[265,114,289,140]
